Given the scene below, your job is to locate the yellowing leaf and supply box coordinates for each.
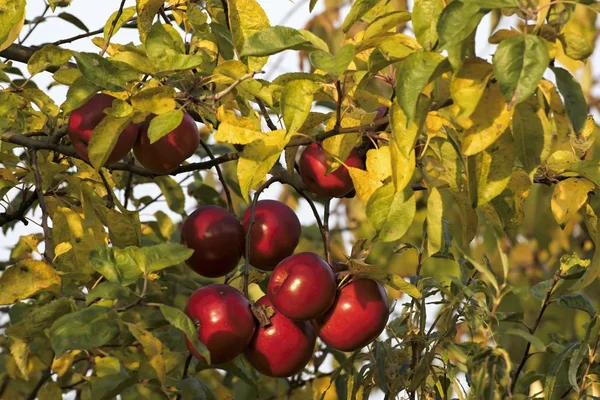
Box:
[10,338,29,380]
[551,178,594,228]
[237,130,290,202]
[125,323,165,384]
[426,187,443,257]
[52,351,82,377]
[0,260,60,305]
[366,183,416,242]
[136,0,165,42]
[281,79,318,134]
[131,86,177,115]
[348,167,382,204]
[214,122,264,145]
[88,112,134,169]
[0,0,25,51]
[348,259,421,298]
[460,83,514,155]
[450,57,493,121]
[512,98,552,177]
[366,146,391,182]
[227,0,270,72]
[106,208,142,248]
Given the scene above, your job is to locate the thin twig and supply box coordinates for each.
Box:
[212,72,259,102]
[257,98,278,131]
[294,189,328,261]
[98,170,115,209]
[199,139,234,213]
[243,177,281,297]
[26,363,52,400]
[123,171,134,208]
[176,353,194,400]
[323,199,332,265]
[0,190,37,227]
[100,0,127,56]
[20,4,50,45]
[29,150,53,263]
[334,80,343,131]
[510,272,560,392]
[578,327,600,396]
[159,7,172,25]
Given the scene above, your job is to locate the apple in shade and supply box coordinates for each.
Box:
[242,200,301,271]
[181,205,245,278]
[267,252,336,320]
[299,143,365,198]
[312,279,389,352]
[67,93,139,165]
[134,111,200,175]
[244,296,316,378]
[185,284,256,364]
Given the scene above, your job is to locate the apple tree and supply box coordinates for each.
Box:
[0,0,600,398]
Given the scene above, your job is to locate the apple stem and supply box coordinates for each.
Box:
[323,199,332,266]
[199,139,234,213]
[243,177,281,297]
[292,188,330,265]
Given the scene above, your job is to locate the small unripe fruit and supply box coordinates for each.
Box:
[134,112,199,174]
[185,284,256,364]
[181,205,245,278]
[267,252,336,320]
[312,279,389,352]
[299,143,364,198]
[244,296,316,377]
[68,94,139,165]
[242,200,301,271]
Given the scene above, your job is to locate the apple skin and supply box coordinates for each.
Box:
[244,296,316,377]
[267,252,336,320]
[67,94,139,165]
[299,143,365,198]
[134,111,199,174]
[312,279,389,352]
[185,284,256,365]
[242,200,301,271]
[181,205,245,278]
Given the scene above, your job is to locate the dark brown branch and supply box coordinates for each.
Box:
[0,190,38,227]
[29,150,53,262]
[323,199,332,265]
[176,354,193,400]
[26,363,52,400]
[257,98,279,131]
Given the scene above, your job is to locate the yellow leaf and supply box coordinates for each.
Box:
[311,376,337,400]
[237,130,290,202]
[125,323,165,384]
[323,111,363,171]
[21,234,40,254]
[53,242,73,260]
[366,146,391,182]
[10,338,29,380]
[0,260,60,305]
[348,167,382,204]
[214,121,264,145]
[551,178,594,228]
[131,86,177,115]
[450,57,493,121]
[227,0,270,72]
[426,187,443,257]
[52,350,81,377]
[460,83,514,156]
[0,2,25,52]
[136,0,165,42]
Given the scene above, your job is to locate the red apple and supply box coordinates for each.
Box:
[267,252,336,320]
[312,279,389,352]
[185,284,256,364]
[244,296,316,377]
[181,205,245,278]
[67,93,139,165]
[242,200,301,271]
[134,111,199,174]
[299,143,365,198]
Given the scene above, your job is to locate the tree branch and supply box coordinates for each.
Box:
[100,0,127,57]
[29,150,53,263]
[0,44,76,72]
[0,190,38,227]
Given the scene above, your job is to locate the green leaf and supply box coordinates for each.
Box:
[88,111,134,169]
[89,245,142,286]
[363,11,411,40]
[0,0,25,45]
[27,45,73,76]
[155,175,186,214]
[461,0,520,6]
[437,1,485,48]
[396,51,449,125]
[50,306,120,356]
[281,79,318,135]
[240,26,315,57]
[559,31,593,61]
[412,0,443,51]
[450,57,493,120]
[227,0,270,72]
[58,12,89,32]
[557,294,596,317]
[159,304,211,364]
[145,22,211,72]
[0,260,61,305]
[552,66,587,133]
[147,109,184,144]
[104,6,136,40]
[6,297,74,341]
[493,35,549,107]
[426,187,443,257]
[73,52,139,92]
[530,279,553,301]
[131,86,177,115]
[136,0,164,42]
[544,343,578,400]
[309,44,355,78]
[132,243,194,273]
[86,281,133,305]
[106,208,142,248]
[366,183,416,242]
[341,0,381,33]
[62,76,99,114]
[505,329,546,351]
[511,99,552,177]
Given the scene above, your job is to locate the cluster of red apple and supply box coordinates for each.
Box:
[67,93,199,174]
[69,93,388,377]
[180,166,388,377]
